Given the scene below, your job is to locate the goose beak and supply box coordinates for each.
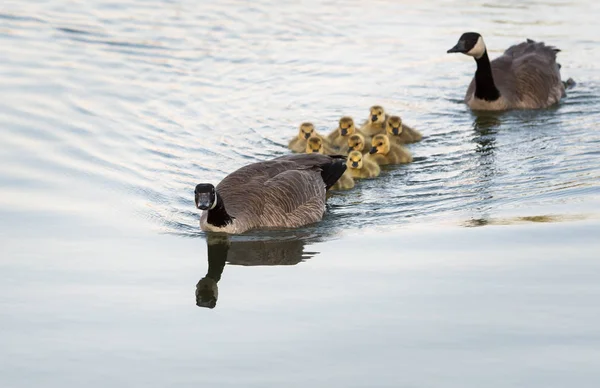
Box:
[195,192,212,210]
[371,115,378,122]
[347,147,354,153]
[392,128,400,135]
[369,147,378,154]
[447,41,466,53]
[351,162,359,168]
[304,133,311,139]
[340,128,348,136]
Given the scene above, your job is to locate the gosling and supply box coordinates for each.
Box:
[386,115,423,144]
[369,134,413,165]
[346,150,380,179]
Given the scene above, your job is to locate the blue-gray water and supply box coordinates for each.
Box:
[1,0,600,387]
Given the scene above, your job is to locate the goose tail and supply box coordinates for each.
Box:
[320,155,347,190]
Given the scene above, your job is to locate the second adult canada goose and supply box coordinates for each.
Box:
[447,32,567,110]
[194,154,347,234]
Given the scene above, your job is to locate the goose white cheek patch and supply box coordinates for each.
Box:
[467,36,486,59]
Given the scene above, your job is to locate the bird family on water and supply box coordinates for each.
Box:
[194,32,574,234]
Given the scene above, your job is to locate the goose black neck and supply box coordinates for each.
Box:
[206,242,228,282]
[206,193,234,228]
[474,51,500,101]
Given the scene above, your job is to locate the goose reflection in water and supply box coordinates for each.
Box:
[196,233,319,309]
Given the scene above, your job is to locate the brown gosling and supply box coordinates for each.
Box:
[289,122,321,153]
[368,134,413,165]
[327,116,359,150]
[386,115,423,144]
[305,135,336,154]
[346,150,380,179]
[360,105,389,136]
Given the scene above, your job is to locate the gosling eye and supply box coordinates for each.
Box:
[379,142,383,146]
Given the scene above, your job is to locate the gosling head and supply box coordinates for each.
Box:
[347,133,366,153]
[338,116,356,136]
[346,151,364,170]
[368,105,386,124]
[306,136,324,154]
[386,115,403,136]
[369,134,391,155]
[447,32,486,59]
[195,183,217,210]
[298,122,315,140]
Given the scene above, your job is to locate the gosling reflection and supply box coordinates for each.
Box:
[196,235,317,309]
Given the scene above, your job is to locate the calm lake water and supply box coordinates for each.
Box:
[1,0,600,387]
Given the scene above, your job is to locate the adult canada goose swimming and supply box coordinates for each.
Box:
[386,116,423,144]
[369,134,413,165]
[194,153,346,234]
[288,122,320,153]
[360,105,389,136]
[447,32,568,110]
[347,150,380,179]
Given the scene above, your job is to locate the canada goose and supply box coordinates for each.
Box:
[194,153,347,234]
[447,32,567,110]
[347,150,380,179]
[369,134,413,165]
[386,115,423,144]
[347,133,371,154]
[360,105,389,136]
[305,135,336,154]
[327,116,359,150]
[288,122,320,153]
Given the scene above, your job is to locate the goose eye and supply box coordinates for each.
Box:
[379,142,383,146]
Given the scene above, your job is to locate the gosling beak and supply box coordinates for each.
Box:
[447,40,466,54]
[369,147,378,154]
[340,128,348,136]
[392,128,399,135]
[352,162,359,168]
[304,133,311,139]
[347,147,354,153]
[371,115,378,122]
[195,192,212,210]
[312,149,319,153]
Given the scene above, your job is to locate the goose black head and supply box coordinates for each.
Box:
[447,32,486,59]
[195,183,217,210]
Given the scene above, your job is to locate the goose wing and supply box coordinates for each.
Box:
[495,39,564,107]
